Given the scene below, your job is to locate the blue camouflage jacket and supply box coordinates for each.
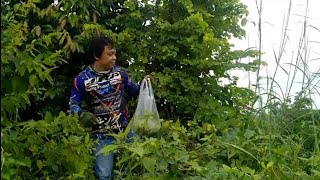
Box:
[69,65,140,133]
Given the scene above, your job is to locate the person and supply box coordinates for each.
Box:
[69,36,148,179]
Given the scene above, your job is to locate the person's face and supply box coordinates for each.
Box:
[96,46,116,70]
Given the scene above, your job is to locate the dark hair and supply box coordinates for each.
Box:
[86,36,115,63]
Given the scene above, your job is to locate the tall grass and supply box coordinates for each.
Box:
[250,0,320,178]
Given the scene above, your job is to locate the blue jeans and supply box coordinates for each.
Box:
[93,131,137,180]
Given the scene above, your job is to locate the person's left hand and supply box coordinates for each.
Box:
[79,112,97,128]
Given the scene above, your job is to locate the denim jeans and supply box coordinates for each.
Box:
[93,131,137,180]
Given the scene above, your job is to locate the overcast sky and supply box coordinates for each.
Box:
[230,0,320,108]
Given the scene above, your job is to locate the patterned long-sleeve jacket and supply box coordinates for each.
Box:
[69,65,140,133]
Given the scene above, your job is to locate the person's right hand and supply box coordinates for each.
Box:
[79,112,97,128]
[145,74,152,81]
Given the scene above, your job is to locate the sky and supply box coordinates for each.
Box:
[230,0,320,108]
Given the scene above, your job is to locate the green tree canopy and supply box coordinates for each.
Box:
[1,0,258,126]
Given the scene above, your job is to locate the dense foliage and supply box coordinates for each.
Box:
[1,113,95,179]
[1,0,319,179]
[1,0,257,123]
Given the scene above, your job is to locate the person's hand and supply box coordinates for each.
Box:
[79,112,97,128]
[145,74,152,80]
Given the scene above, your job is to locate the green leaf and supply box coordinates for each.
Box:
[52,164,58,172]
[84,133,90,143]
[224,142,260,163]
[29,74,38,87]
[44,111,54,123]
[97,144,119,155]
[62,136,69,145]
[142,157,155,175]
[128,147,144,157]
[37,160,43,170]
[253,175,262,180]
[60,19,66,29]
[222,164,232,173]
[172,132,179,140]
[266,161,274,169]
[157,159,168,171]
[35,26,41,37]
[59,34,66,45]
[241,18,247,26]
[240,166,255,175]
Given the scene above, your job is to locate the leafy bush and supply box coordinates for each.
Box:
[100,113,320,180]
[1,104,319,179]
[1,112,95,179]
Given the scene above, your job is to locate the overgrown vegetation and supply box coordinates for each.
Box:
[1,0,319,179]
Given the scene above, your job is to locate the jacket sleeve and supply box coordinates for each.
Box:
[122,69,140,97]
[69,75,85,114]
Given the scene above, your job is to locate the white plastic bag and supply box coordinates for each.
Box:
[132,77,161,134]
